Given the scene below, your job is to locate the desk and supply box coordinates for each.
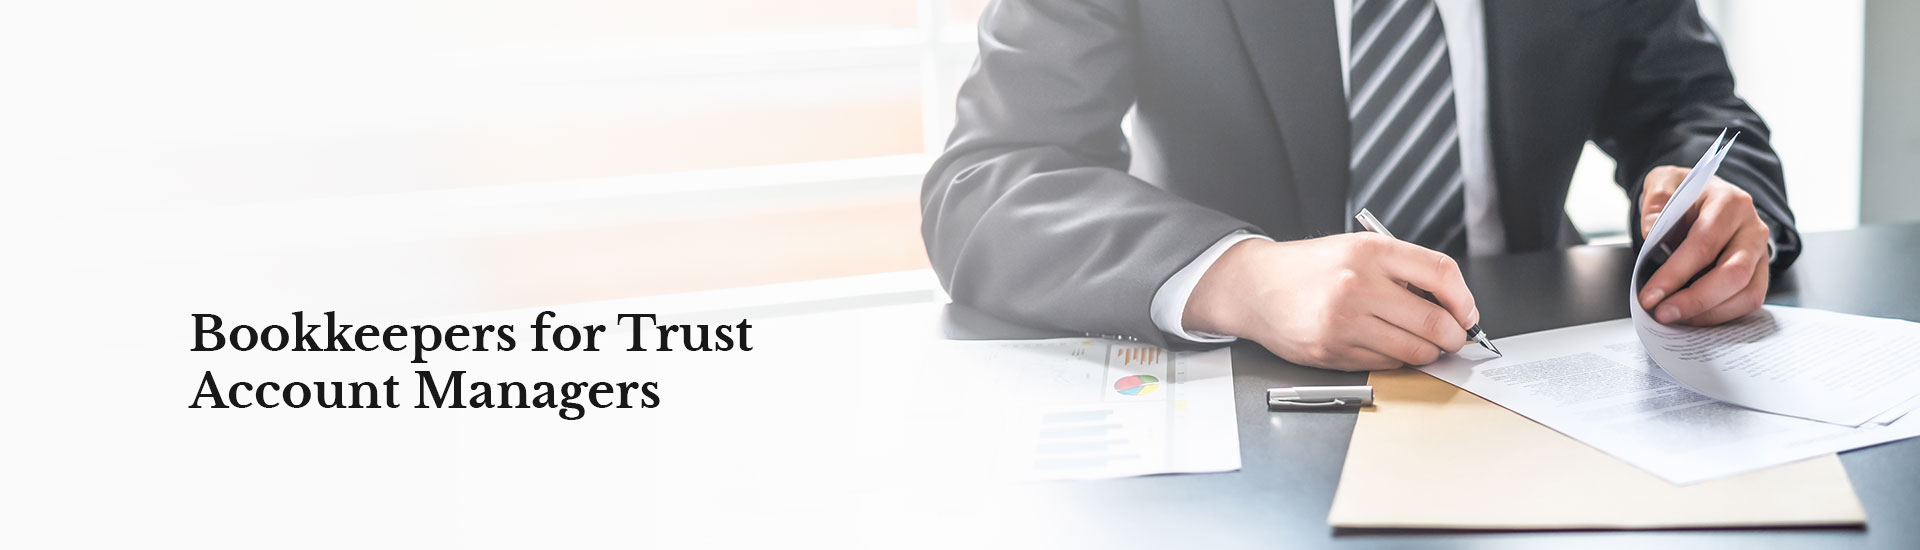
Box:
[935,223,1920,549]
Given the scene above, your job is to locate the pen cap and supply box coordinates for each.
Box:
[1268,386,1373,405]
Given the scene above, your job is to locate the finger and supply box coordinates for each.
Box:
[1652,219,1768,323]
[1369,237,1479,329]
[1654,240,1764,324]
[1640,167,1686,237]
[1353,316,1447,367]
[1680,259,1769,326]
[1367,279,1469,353]
[1639,191,1743,311]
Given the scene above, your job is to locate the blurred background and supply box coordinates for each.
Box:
[3,0,1914,318]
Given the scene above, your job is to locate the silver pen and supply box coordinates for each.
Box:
[1268,385,1374,408]
[1354,209,1502,357]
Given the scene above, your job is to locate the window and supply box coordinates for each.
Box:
[1565,0,1863,243]
[26,1,993,316]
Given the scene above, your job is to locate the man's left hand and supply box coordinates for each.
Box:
[1636,166,1772,326]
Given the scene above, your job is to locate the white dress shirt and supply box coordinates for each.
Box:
[1150,0,1506,343]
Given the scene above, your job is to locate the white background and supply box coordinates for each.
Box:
[0,1,1889,546]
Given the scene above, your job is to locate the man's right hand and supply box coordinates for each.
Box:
[1182,233,1480,371]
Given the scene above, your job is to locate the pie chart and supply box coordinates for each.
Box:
[1114,374,1160,396]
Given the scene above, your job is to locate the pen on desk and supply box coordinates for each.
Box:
[1353,209,1503,357]
[1268,386,1373,408]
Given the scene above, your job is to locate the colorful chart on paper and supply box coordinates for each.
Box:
[1113,374,1160,396]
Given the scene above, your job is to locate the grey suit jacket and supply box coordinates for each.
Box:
[921,0,1799,345]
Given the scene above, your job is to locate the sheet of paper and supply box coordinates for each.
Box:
[1871,393,1920,425]
[909,338,1239,480]
[1418,317,1920,485]
[1328,368,1866,530]
[1633,305,1920,426]
[1627,133,1920,426]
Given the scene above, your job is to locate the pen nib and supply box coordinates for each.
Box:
[1477,333,1503,357]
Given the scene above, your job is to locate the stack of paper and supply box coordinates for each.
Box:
[1419,316,1920,485]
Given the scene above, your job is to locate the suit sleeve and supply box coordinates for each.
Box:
[922,0,1258,344]
[1591,0,1800,270]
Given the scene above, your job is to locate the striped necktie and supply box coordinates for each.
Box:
[1346,0,1467,256]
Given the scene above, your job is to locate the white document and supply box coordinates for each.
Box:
[914,339,1240,481]
[1420,319,1920,485]
[1627,132,1920,426]
[1634,306,1920,426]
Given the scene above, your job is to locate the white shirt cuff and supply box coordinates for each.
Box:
[1149,232,1271,344]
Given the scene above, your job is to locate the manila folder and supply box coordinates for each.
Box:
[1326,369,1866,530]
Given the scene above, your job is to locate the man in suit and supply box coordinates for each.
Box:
[922,0,1798,371]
